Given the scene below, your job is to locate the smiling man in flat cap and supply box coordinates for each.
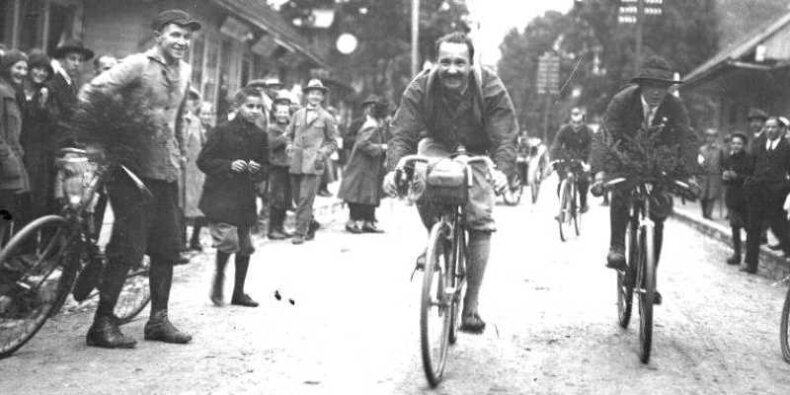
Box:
[80,8,201,349]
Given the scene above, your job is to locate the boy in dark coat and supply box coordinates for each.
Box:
[721,133,753,265]
[198,87,268,307]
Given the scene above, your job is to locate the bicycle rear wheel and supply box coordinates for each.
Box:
[617,223,636,329]
[114,256,150,324]
[780,285,790,363]
[638,225,655,364]
[420,222,453,388]
[0,215,73,359]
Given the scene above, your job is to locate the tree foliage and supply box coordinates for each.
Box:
[278,0,469,105]
[497,0,720,139]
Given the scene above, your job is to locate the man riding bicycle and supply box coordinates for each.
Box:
[550,107,593,213]
[383,32,516,334]
[591,56,698,305]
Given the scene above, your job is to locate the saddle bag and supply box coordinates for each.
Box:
[417,159,469,206]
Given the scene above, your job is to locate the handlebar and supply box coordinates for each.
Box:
[393,154,502,196]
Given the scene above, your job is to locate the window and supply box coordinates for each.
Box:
[0,0,14,47]
[18,0,43,51]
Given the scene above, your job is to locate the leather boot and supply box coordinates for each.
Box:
[211,252,230,306]
[727,227,741,265]
[145,263,191,344]
[231,255,258,307]
[460,231,491,334]
[86,314,137,349]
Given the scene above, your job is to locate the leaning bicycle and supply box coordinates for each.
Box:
[779,277,790,363]
[395,150,499,387]
[0,148,150,359]
[600,175,693,364]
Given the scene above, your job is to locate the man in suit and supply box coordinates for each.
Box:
[286,79,339,244]
[591,56,699,305]
[746,108,768,155]
[743,117,790,274]
[50,40,94,146]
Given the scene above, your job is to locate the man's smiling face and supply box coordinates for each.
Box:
[437,42,471,92]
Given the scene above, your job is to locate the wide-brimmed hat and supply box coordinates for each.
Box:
[630,56,680,85]
[273,90,294,105]
[27,49,53,76]
[52,39,94,61]
[263,76,283,87]
[303,79,328,93]
[362,94,381,106]
[747,108,768,121]
[152,9,201,32]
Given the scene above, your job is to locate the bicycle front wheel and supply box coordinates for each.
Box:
[617,223,636,329]
[572,183,580,236]
[0,215,73,359]
[558,178,573,242]
[638,224,655,364]
[420,222,453,388]
[115,255,151,324]
[780,285,790,363]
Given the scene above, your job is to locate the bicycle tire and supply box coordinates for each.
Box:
[572,182,580,236]
[448,225,465,346]
[558,178,572,242]
[114,256,151,324]
[780,285,790,363]
[638,224,655,364]
[617,224,636,329]
[420,222,452,388]
[0,215,74,359]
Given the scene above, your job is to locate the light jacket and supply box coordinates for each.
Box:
[286,106,338,175]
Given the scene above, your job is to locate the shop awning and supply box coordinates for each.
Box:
[212,0,328,68]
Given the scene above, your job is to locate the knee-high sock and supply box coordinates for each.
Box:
[149,261,173,316]
[233,255,250,297]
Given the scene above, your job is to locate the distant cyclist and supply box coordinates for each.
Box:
[383,32,516,334]
[550,107,593,213]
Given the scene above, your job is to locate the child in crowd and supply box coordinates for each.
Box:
[722,132,754,265]
[198,87,269,307]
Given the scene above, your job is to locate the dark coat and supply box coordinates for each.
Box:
[747,132,766,156]
[387,65,518,177]
[338,118,387,206]
[748,137,790,196]
[198,117,269,227]
[722,150,754,210]
[22,83,60,215]
[549,123,593,162]
[0,79,30,192]
[591,84,697,177]
[267,121,290,167]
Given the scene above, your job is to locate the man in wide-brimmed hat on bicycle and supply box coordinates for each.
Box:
[591,56,699,305]
[383,32,516,334]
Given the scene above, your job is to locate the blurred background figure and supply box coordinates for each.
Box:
[698,128,724,220]
[93,54,118,77]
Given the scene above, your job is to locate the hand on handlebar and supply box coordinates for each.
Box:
[491,169,508,193]
[590,171,606,197]
[383,171,399,197]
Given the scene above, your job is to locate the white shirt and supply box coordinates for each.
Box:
[640,95,658,127]
[50,59,73,86]
[767,138,781,151]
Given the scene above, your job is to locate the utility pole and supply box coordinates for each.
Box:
[618,0,663,74]
[411,0,420,76]
[635,0,644,74]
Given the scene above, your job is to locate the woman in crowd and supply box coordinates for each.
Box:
[338,99,389,233]
[0,49,31,234]
[22,49,58,219]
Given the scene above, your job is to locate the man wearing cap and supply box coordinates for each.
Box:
[79,9,201,349]
[285,79,338,244]
[743,116,790,273]
[591,56,699,305]
[746,108,768,155]
[49,39,94,145]
[550,107,593,213]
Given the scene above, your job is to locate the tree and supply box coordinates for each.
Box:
[497,0,721,137]
[278,0,469,105]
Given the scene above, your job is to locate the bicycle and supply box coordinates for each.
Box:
[599,175,693,364]
[0,148,151,359]
[394,149,499,388]
[779,277,790,363]
[551,159,587,242]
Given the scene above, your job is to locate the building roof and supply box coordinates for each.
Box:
[683,11,790,88]
[212,0,328,68]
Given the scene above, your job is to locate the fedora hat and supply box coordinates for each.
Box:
[263,76,283,87]
[53,39,94,61]
[273,89,294,105]
[747,108,768,121]
[303,79,328,93]
[630,56,680,85]
[362,94,381,106]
